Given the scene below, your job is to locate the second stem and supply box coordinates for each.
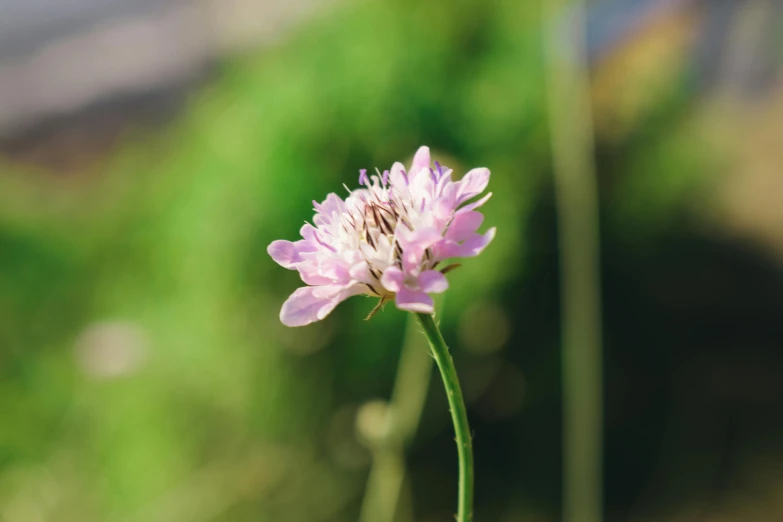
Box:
[415,312,474,522]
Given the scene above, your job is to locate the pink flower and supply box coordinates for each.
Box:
[268,146,496,326]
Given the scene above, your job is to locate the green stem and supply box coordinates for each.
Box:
[543,1,603,521]
[414,312,474,522]
[358,309,435,522]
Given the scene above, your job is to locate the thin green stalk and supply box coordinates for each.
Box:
[543,1,604,522]
[358,309,435,522]
[414,312,474,522]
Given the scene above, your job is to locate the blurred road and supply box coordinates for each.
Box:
[0,0,329,137]
[0,0,166,60]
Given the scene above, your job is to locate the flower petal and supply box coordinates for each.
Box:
[312,284,351,299]
[425,196,456,230]
[436,227,496,259]
[458,227,497,257]
[349,262,370,281]
[398,226,442,254]
[457,192,493,212]
[398,226,443,272]
[395,288,434,313]
[410,146,431,178]
[268,240,301,269]
[418,270,449,293]
[445,211,484,242]
[456,167,490,204]
[381,266,405,293]
[467,227,496,255]
[297,261,333,285]
[318,258,351,282]
[280,284,363,327]
[299,224,319,243]
[316,193,346,216]
[279,287,334,327]
[389,162,408,187]
[435,168,453,194]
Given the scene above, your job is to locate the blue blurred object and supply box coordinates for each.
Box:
[585,0,688,63]
[585,0,783,97]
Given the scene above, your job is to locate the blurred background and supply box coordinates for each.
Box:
[2,0,783,520]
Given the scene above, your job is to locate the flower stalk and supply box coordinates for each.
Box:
[415,312,473,522]
[543,1,604,521]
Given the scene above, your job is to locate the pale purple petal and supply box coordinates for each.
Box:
[433,239,460,260]
[280,284,365,327]
[305,228,336,252]
[418,270,449,293]
[398,226,443,272]
[297,261,333,285]
[434,227,496,260]
[299,224,318,243]
[464,227,496,256]
[279,287,335,327]
[318,258,351,282]
[268,240,301,269]
[409,146,431,177]
[440,181,458,203]
[445,211,484,242]
[417,198,453,230]
[456,168,490,204]
[435,168,453,195]
[398,226,442,254]
[311,283,350,299]
[457,192,493,213]
[395,288,434,314]
[408,166,436,206]
[349,262,370,281]
[319,193,346,215]
[313,213,331,227]
[429,196,456,228]
[400,252,420,276]
[381,266,405,293]
[389,162,408,187]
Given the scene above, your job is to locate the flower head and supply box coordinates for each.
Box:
[268,146,495,326]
